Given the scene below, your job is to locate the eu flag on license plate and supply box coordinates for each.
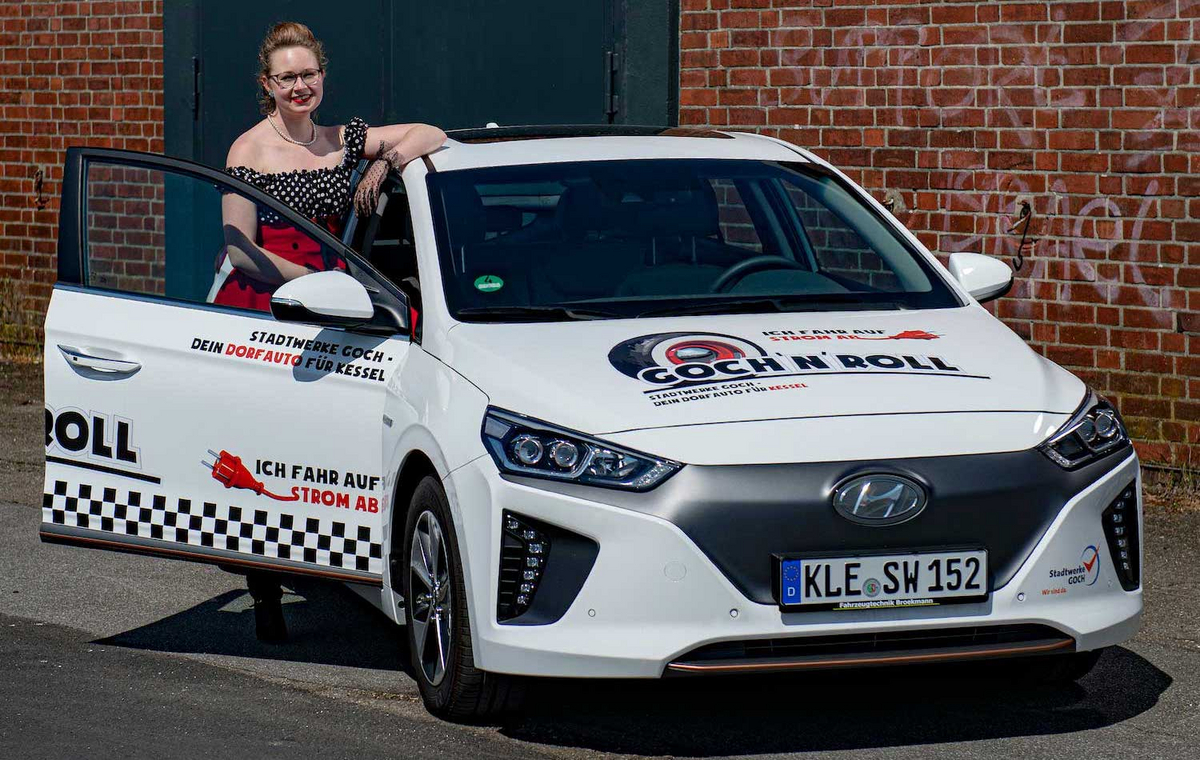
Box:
[780,559,803,605]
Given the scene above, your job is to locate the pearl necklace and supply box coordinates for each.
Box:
[268,113,318,146]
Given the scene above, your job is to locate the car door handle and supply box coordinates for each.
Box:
[57,345,142,375]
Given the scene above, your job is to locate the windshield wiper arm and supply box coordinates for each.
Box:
[456,305,622,322]
[638,298,787,318]
[639,296,905,318]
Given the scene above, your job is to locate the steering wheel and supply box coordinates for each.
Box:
[710,256,808,293]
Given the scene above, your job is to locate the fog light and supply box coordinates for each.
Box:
[498,511,552,621]
[1102,483,1140,591]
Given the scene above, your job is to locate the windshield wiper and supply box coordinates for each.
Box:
[638,296,905,318]
[456,305,623,322]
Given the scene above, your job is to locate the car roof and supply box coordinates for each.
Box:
[428,125,814,172]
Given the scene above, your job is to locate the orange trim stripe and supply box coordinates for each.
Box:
[40,530,384,586]
[667,637,1074,674]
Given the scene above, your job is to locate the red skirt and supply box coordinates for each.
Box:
[214,220,346,313]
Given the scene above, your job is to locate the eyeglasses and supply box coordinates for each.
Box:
[268,68,322,89]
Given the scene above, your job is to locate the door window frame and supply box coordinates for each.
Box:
[58,147,410,329]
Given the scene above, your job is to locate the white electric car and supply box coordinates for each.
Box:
[44,126,1141,720]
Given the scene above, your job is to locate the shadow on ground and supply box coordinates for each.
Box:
[499,646,1171,756]
[95,578,411,676]
[100,582,1171,757]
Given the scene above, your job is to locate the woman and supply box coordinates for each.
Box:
[217,23,444,643]
[215,21,446,312]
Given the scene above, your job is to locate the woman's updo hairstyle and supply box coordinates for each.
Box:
[257,21,328,114]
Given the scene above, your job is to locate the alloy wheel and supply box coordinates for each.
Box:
[409,509,452,686]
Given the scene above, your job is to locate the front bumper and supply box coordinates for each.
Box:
[447,451,1142,678]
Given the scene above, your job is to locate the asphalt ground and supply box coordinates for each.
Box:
[2,359,1198,759]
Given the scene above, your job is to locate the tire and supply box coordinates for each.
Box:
[400,475,524,721]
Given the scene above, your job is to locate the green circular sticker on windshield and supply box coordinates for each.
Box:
[474,275,504,293]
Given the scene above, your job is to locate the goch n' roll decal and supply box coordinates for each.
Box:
[607,331,986,405]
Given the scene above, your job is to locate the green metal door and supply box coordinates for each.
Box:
[388,1,613,128]
[165,1,677,166]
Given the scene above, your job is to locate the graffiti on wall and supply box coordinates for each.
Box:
[678,0,1197,464]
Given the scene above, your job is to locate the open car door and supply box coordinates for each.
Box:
[42,147,410,587]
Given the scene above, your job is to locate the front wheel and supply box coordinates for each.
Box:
[401,476,524,721]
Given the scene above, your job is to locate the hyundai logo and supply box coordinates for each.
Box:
[832,475,927,526]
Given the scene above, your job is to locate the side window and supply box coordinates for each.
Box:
[355,177,418,293]
[783,182,903,291]
[83,159,347,312]
[84,163,167,295]
[350,177,423,339]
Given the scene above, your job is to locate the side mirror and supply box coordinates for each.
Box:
[948,252,1013,303]
[270,270,375,326]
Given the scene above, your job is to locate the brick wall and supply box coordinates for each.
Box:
[680,0,1200,467]
[0,1,163,348]
[0,1,1196,467]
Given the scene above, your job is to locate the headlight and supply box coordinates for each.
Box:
[481,408,682,491]
[1038,390,1129,469]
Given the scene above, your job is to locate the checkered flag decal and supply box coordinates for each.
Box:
[44,480,383,574]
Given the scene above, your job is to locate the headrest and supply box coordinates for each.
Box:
[555,180,720,241]
[618,184,720,239]
[555,183,613,241]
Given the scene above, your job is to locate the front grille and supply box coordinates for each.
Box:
[668,624,1074,674]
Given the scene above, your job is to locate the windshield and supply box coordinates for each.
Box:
[428,159,961,322]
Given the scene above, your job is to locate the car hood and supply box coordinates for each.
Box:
[441,306,1084,444]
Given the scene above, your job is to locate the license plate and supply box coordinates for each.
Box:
[777,550,988,610]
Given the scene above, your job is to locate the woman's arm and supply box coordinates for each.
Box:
[352,123,447,216]
[220,193,312,285]
[220,137,312,285]
[362,123,447,165]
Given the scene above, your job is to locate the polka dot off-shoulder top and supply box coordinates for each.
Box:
[224,116,368,226]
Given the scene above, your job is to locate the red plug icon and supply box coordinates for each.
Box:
[202,449,297,501]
